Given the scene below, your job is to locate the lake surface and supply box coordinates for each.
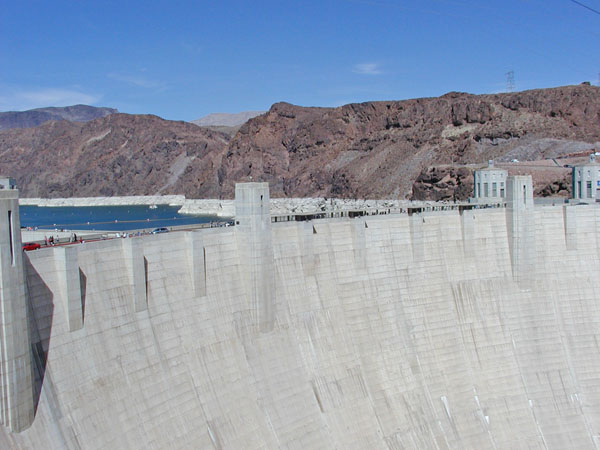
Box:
[19,205,222,231]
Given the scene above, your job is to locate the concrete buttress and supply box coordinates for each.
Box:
[185,232,206,297]
[0,189,33,432]
[235,182,275,333]
[506,175,536,287]
[55,246,83,331]
[121,238,147,312]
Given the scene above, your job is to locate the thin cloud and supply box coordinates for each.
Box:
[0,87,101,111]
[108,72,167,90]
[180,40,203,55]
[353,63,383,75]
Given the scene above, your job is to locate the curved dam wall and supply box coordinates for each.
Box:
[1,181,600,448]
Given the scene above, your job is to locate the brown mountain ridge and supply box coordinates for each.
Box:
[1,84,599,200]
[0,114,230,198]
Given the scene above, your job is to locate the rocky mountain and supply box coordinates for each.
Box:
[411,166,475,202]
[1,84,599,199]
[219,84,600,198]
[0,105,117,131]
[0,114,229,198]
[192,111,265,127]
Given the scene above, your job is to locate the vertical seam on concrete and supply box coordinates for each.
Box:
[55,246,83,332]
[122,238,147,313]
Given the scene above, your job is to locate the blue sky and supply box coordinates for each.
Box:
[1,0,598,121]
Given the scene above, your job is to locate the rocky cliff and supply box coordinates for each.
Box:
[0,114,229,198]
[220,84,600,198]
[1,84,599,199]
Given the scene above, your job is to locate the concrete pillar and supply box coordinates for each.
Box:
[122,238,147,312]
[301,221,315,278]
[0,189,34,432]
[409,213,425,262]
[185,232,206,297]
[351,219,367,271]
[460,208,476,258]
[563,205,578,251]
[235,183,275,333]
[506,175,535,286]
[55,246,83,331]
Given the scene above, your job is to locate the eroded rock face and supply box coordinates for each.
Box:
[0,114,230,198]
[534,173,572,197]
[411,166,474,201]
[0,84,599,199]
[217,84,600,199]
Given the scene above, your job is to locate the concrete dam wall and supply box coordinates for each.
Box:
[2,180,600,448]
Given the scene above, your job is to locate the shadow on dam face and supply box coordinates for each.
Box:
[23,256,53,416]
[79,268,87,325]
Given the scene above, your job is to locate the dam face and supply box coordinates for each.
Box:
[1,181,600,449]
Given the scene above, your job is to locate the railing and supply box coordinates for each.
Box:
[23,201,514,250]
[22,220,235,249]
[271,201,507,223]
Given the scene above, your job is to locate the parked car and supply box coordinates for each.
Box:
[151,227,169,234]
[22,242,41,251]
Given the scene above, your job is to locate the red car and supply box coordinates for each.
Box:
[22,242,41,251]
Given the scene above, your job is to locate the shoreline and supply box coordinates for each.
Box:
[19,195,435,217]
[19,195,186,207]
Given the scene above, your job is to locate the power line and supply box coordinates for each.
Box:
[568,0,600,16]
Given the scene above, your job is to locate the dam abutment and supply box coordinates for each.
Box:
[0,189,34,432]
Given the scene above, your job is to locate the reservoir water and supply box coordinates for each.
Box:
[19,205,223,231]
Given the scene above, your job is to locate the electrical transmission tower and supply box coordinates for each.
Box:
[506,70,515,92]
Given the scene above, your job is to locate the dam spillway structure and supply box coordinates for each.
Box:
[2,180,600,448]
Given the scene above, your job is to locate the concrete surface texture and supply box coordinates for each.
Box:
[2,180,600,448]
[0,190,34,433]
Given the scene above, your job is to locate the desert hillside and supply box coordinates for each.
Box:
[1,84,599,199]
[0,114,229,198]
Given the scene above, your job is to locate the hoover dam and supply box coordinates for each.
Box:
[1,178,600,449]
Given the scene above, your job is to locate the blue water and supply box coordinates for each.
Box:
[19,205,223,231]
